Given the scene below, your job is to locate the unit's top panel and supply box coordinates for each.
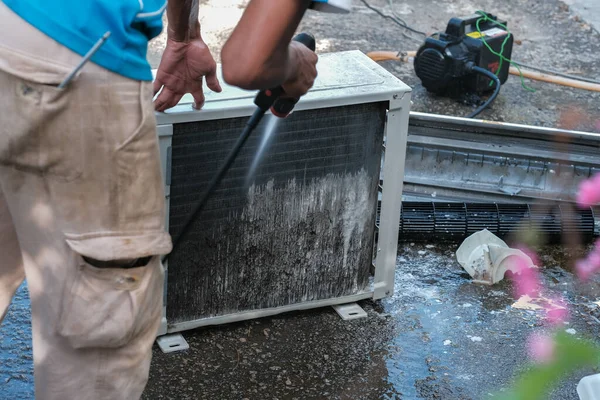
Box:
[154,50,411,125]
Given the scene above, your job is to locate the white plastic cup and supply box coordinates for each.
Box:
[578,373,600,400]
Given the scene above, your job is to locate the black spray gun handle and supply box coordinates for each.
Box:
[253,32,316,117]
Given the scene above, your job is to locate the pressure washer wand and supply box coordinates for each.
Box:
[162,32,316,264]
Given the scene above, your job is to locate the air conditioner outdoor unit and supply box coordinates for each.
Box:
[154,50,412,335]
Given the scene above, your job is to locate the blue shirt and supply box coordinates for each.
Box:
[2,0,166,81]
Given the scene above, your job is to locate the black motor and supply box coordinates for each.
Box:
[414,12,513,97]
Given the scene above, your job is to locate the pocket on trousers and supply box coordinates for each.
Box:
[0,58,82,181]
[56,233,169,349]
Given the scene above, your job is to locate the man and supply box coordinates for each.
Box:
[0,0,317,399]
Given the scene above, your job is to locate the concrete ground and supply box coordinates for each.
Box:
[567,0,600,33]
[1,0,600,399]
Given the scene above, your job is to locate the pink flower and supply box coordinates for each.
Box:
[577,173,600,207]
[576,239,600,281]
[527,332,555,364]
[544,295,569,326]
[576,259,597,281]
[515,266,540,298]
[517,245,541,267]
[509,248,541,298]
[589,251,600,268]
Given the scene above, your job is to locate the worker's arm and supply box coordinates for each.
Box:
[153,0,222,111]
[221,0,318,99]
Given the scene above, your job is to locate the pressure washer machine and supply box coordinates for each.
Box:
[414,12,513,97]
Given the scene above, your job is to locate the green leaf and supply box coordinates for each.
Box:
[491,332,600,400]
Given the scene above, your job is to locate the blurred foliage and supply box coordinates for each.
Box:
[493,331,600,400]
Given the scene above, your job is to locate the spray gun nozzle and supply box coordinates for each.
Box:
[270,97,299,118]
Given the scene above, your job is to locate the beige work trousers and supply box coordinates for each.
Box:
[0,3,172,399]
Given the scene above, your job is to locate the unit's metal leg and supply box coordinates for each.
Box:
[156,333,190,353]
[332,303,368,320]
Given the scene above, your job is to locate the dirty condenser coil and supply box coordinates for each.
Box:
[154,51,412,334]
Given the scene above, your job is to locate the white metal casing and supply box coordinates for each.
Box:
[154,50,411,335]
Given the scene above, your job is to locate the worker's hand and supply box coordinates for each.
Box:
[281,41,318,99]
[153,37,222,111]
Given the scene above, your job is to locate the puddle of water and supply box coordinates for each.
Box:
[382,250,464,397]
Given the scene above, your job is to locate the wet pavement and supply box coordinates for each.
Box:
[140,242,600,400]
[0,284,33,399]
[2,0,600,399]
[4,242,600,399]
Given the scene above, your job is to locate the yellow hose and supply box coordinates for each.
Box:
[366,51,600,93]
[367,50,416,62]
